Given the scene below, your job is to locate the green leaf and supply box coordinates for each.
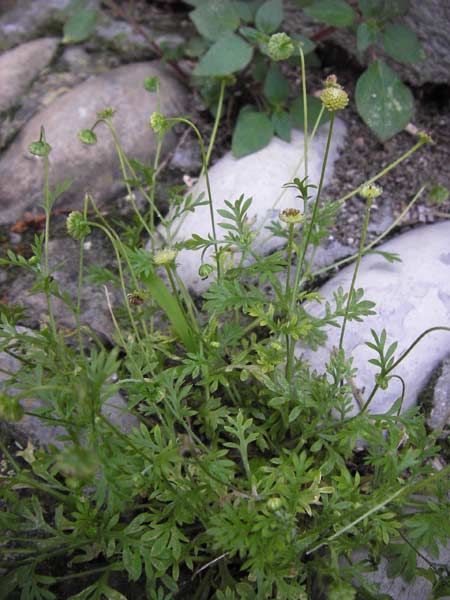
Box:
[355,60,414,141]
[63,9,97,44]
[190,0,240,41]
[263,63,290,104]
[232,1,255,22]
[290,95,330,130]
[356,22,378,55]
[255,0,284,34]
[272,109,292,141]
[304,0,356,27]
[383,24,426,65]
[194,33,253,77]
[358,0,409,19]
[292,33,316,55]
[232,109,274,157]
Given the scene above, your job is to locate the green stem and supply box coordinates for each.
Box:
[43,156,58,343]
[339,197,372,350]
[298,43,308,181]
[336,140,426,206]
[205,78,226,170]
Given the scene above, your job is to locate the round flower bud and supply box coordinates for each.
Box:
[266,496,283,511]
[268,33,294,61]
[198,263,213,279]
[154,248,178,266]
[150,112,169,135]
[279,208,303,224]
[320,86,349,112]
[29,140,51,157]
[359,183,382,200]
[78,129,97,145]
[143,76,159,93]
[66,211,91,241]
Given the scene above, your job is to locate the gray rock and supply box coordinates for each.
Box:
[428,355,450,431]
[0,61,190,225]
[303,222,450,415]
[0,38,59,114]
[284,0,450,86]
[0,0,69,50]
[160,119,347,293]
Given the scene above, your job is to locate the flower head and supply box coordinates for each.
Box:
[359,183,382,200]
[268,33,294,61]
[279,208,304,224]
[97,107,116,120]
[66,211,91,240]
[320,75,349,112]
[78,129,97,145]
[150,112,169,135]
[29,126,51,157]
[154,248,178,266]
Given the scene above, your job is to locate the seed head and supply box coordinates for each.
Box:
[66,211,91,240]
[97,107,116,120]
[78,129,97,145]
[320,85,349,112]
[154,248,178,266]
[268,33,294,61]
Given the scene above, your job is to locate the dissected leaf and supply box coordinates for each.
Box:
[232,109,274,157]
[194,33,253,76]
[63,9,97,44]
[255,0,284,34]
[355,60,413,141]
[263,63,290,104]
[190,0,240,41]
[304,0,356,27]
[383,24,426,65]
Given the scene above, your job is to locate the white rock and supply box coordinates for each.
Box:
[303,222,450,414]
[162,119,346,293]
[0,38,59,113]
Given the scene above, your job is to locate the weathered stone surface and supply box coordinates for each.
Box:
[303,222,450,415]
[428,355,450,431]
[0,0,69,50]
[161,120,346,293]
[284,0,450,86]
[0,38,59,114]
[0,62,189,225]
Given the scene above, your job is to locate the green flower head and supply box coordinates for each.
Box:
[154,248,178,266]
[268,32,294,61]
[150,112,170,135]
[359,183,382,200]
[66,211,91,240]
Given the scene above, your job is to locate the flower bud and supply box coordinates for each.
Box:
[78,129,97,145]
[66,211,91,240]
[143,76,159,93]
[150,112,169,135]
[266,496,283,511]
[29,126,51,156]
[198,263,213,279]
[97,107,116,120]
[268,32,294,61]
[154,248,178,266]
[320,86,349,112]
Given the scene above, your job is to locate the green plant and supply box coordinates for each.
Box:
[296,0,426,140]
[1,35,450,600]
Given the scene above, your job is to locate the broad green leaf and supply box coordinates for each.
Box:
[194,33,253,77]
[239,26,268,44]
[383,24,426,65]
[304,0,356,27]
[190,0,240,41]
[292,33,316,55]
[255,0,284,34]
[63,9,97,43]
[184,35,209,58]
[251,52,269,82]
[290,95,330,130]
[263,63,290,104]
[358,0,409,18]
[355,60,414,141]
[232,109,274,157]
[272,109,292,141]
[233,1,255,22]
[356,22,378,54]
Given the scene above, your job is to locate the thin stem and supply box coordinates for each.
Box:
[336,140,426,206]
[298,43,308,181]
[43,156,58,343]
[339,197,372,350]
[205,78,226,170]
